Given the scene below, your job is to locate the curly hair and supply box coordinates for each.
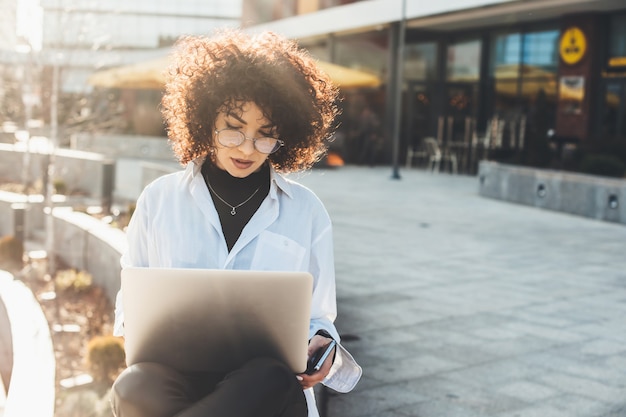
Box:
[161,29,340,173]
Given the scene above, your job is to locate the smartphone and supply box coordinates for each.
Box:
[305,339,337,375]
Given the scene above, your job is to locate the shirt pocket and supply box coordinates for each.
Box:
[250,231,306,271]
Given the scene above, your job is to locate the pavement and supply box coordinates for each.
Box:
[292,166,626,417]
[2,164,626,417]
[0,370,4,417]
[0,269,55,417]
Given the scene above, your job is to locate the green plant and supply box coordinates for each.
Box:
[0,234,24,268]
[55,269,93,293]
[86,335,126,384]
[579,154,625,178]
[53,178,67,194]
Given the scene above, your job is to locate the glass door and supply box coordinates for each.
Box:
[443,83,478,145]
[406,83,433,149]
[600,79,626,139]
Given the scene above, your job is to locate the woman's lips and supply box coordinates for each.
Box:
[232,158,254,169]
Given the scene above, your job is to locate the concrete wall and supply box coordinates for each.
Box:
[0,141,182,208]
[52,208,126,303]
[0,135,179,304]
[478,161,626,225]
[0,144,114,205]
[65,133,180,204]
[0,194,126,304]
[70,133,175,162]
[114,158,179,204]
[0,192,45,241]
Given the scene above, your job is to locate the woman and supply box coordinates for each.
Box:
[111,29,361,417]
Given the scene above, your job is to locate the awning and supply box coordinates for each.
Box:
[88,56,380,90]
[88,57,170,90]
[316,61,381,89]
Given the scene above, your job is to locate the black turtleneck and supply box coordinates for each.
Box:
[201,160,270,252]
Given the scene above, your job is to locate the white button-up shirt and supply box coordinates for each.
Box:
[114,160,361,416]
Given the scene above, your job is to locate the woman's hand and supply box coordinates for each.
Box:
[296,334,336,390]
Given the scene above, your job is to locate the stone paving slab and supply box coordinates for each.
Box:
[294,166,626,417]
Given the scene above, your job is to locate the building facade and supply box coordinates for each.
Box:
[39,0,241,93]
[0,0,19,51]
[0,0,241,138]
[244,0,626,172]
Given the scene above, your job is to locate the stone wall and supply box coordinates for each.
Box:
[69,133,175,161]
[478,161,626,225]
[0,192,45,241]
[52,208,126,303]
[0,195,126,304]
[0,144,114,205]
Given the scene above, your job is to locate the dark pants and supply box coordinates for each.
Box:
[111,357,308,417]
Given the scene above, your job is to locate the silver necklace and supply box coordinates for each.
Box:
[206,180,260,215]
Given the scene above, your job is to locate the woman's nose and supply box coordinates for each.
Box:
[238,135,256,155]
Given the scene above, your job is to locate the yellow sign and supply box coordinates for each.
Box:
[609,57,626,67]
[560,27,587,65]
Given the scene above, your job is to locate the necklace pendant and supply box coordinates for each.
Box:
[230,208,237,215]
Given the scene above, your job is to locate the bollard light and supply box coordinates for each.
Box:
[608,194,618,210]
[536,183,547,198]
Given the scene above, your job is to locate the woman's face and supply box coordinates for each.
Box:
[212,102,275,178]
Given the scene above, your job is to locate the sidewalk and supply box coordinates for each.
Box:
[0,270,55,417]
[295,166,626,417]
[2,165,624,417]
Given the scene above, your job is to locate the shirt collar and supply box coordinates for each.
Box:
[269,167,295,200]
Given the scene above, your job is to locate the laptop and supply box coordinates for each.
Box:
[120,267,313,373]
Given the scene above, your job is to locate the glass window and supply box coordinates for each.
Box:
[520,30,558,120]
[334,31,388,80]
[609,14,626,58]
[305,42,330,62]
[490,30,558,80]
[491,32,522,78]
[405,42,437,81]
[444,84,479,143]
[519,30,559,116]
[489,28,558,116]
[601,81,625,138]
[407,84,433,146]
[609,14,626,67]
[242,0,296,24]
[447,40,481,82]
[522,30,559,76]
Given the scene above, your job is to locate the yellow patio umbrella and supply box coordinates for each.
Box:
[88,56,380,90]
[88,56,169,90]
[492,64,558,99]
[316,61,381,89]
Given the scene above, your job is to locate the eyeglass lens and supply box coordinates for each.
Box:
[217,130,281,154]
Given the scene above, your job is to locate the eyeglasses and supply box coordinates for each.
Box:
[215,129,284,154]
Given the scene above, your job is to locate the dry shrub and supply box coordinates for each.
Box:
[55,269,93,294]
[86,335,125,384]
[0,234,24,268]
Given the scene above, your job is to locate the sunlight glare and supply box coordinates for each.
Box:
[16,0,43,51]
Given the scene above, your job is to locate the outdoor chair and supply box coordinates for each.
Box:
[424,137,457,174]
[405,141,429,168]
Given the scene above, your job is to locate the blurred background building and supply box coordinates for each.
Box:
[40,0,240,93]
[1,0,626,176]
[241,0,626,173]
[0,0,241,138]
